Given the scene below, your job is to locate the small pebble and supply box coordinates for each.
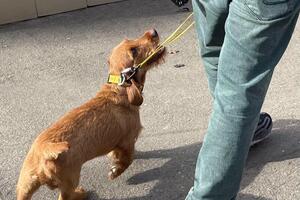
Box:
[177,7,190,12]
[174,64,185,68]
[169,50,180,54]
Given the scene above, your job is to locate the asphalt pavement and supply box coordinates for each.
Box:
[0,0,299,199]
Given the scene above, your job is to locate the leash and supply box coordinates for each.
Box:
[107,13,195,86]
[138,13,195,68]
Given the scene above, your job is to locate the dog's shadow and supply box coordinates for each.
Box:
[88,119,300,200]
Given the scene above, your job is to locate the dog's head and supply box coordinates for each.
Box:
[108,29,166,106]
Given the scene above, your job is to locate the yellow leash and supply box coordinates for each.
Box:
[108,13,195,85]
[137,13,195,68]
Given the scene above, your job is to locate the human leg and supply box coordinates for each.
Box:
[187,0,299,199]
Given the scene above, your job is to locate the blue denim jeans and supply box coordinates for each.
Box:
[186,0,300,199]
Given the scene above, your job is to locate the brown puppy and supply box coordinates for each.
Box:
[16,29,166,200]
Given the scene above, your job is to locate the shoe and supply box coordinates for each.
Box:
[250,112,273,146]
[171,0,189,7]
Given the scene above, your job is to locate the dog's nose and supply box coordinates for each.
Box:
[149,29,158,38]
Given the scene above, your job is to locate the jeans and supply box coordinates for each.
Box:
[186,0,300,199]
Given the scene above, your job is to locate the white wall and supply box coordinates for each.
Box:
[0,0,124,25]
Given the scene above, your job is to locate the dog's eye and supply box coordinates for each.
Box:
[130,47,138,58]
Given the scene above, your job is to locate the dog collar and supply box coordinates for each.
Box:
[107,67,138,86]
[107,74,144,92]
[107,74,130,86]
[107,74,122,85]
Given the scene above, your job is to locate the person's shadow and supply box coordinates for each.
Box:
[88,119,300,200]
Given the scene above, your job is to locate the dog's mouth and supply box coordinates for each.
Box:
[144,46,166,66]
[156,46,165,55]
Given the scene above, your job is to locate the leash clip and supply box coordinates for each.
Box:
[118,67,138,86]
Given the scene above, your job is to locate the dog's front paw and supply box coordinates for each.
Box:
[74,187,87,200]
[108,166,125,180]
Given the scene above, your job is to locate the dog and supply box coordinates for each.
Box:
[16,29,166,200]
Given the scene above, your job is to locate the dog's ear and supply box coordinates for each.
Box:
[126,80,143,106]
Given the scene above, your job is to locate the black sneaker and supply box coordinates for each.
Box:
[171,0,189,7]
[250,112,273,146]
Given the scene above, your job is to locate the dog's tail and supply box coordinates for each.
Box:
[42,142,69,160]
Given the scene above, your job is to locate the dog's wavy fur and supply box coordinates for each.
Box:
[16,30,165,200]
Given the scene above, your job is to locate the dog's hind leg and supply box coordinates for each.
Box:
[57,168,86,200]
[58,187,86,200]
[107,141,135,180]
